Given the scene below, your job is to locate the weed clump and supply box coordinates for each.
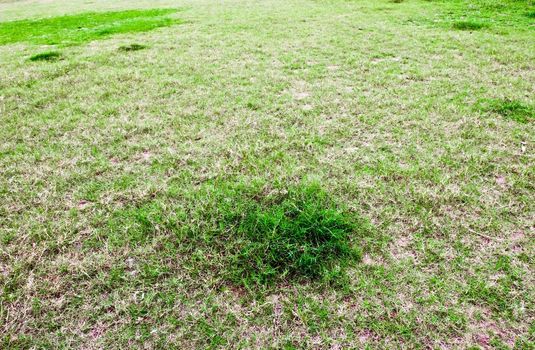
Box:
[483,98,533,123]
[119,43,148,52]
[452,20,488,30]
[218,182,366,287]
[29,51,62,62]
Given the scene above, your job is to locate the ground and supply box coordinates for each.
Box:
[0,0,534,349]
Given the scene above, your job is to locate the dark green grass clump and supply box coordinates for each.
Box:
[452,20,488,30]
[483,98,534,123]
[29,51,61,62]
[119,43,148,52]
[0,9,180,46]
[428,0,533,33]
[219,183,365,287]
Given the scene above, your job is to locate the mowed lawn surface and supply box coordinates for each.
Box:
[0,0,534,348]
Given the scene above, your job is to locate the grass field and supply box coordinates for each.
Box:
[0,0,534,348]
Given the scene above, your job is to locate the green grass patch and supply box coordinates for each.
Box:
[216,182,368,287]
[119,43,148,52]
[452,20,488,30]
[0,9,180,46]
[28,51,62,62]
[482,98,534,123]
[422,0,533,33]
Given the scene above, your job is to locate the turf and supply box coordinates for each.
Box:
[0,0,533,348]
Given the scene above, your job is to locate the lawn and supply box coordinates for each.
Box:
[0,0,534,348]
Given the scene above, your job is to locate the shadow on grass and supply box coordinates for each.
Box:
[0,9,181,46]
